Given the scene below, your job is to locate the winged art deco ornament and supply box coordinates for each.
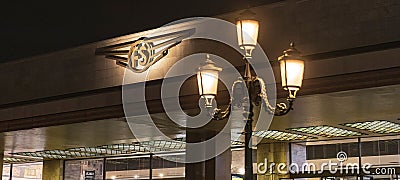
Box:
[95,29,195,73]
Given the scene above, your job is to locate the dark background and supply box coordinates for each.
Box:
[0,0,281,62]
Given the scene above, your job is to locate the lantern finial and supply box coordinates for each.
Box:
[237,9,257,21]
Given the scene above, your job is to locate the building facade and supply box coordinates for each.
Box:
[1,0,400,179]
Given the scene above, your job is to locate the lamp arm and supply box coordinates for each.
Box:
[273,99,294,116]
[211,104,231,121]
[255,77,294,116]
[255,77,276,114]
[209,75,295,119]
[210,78,244,121]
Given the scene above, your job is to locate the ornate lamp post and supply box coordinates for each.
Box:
[196,10,305,180]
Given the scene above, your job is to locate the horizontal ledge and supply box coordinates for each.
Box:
[1,66,400,132]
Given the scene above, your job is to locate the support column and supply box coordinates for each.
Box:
[186,145,232,179]
[215,148,232,179]
[42,160,63,180]
[186,131,205,180]
[257,142,291,180]
[185,123,232,180]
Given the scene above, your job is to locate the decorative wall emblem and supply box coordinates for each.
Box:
[95,29,195,72]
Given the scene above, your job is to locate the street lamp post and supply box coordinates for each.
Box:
[236,10,260,180]
[196,10,305,180]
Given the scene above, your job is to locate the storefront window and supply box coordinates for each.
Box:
[1,162,43,180]
[293,138,360,171]
[64,159,104,180]
[2,164,10,180]
[361,136,400,166]
[152,153,185,179]
[105,155,150,179]
[231,149,245,177]
[104,153,185,179]
[13,163,43,180]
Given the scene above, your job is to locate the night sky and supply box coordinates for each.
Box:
[0,0,281,62]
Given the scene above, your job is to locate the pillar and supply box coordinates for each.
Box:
[42,160,63,180]
[185,131,232,180]
[257,142,291,180]
[185,116,232,180]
